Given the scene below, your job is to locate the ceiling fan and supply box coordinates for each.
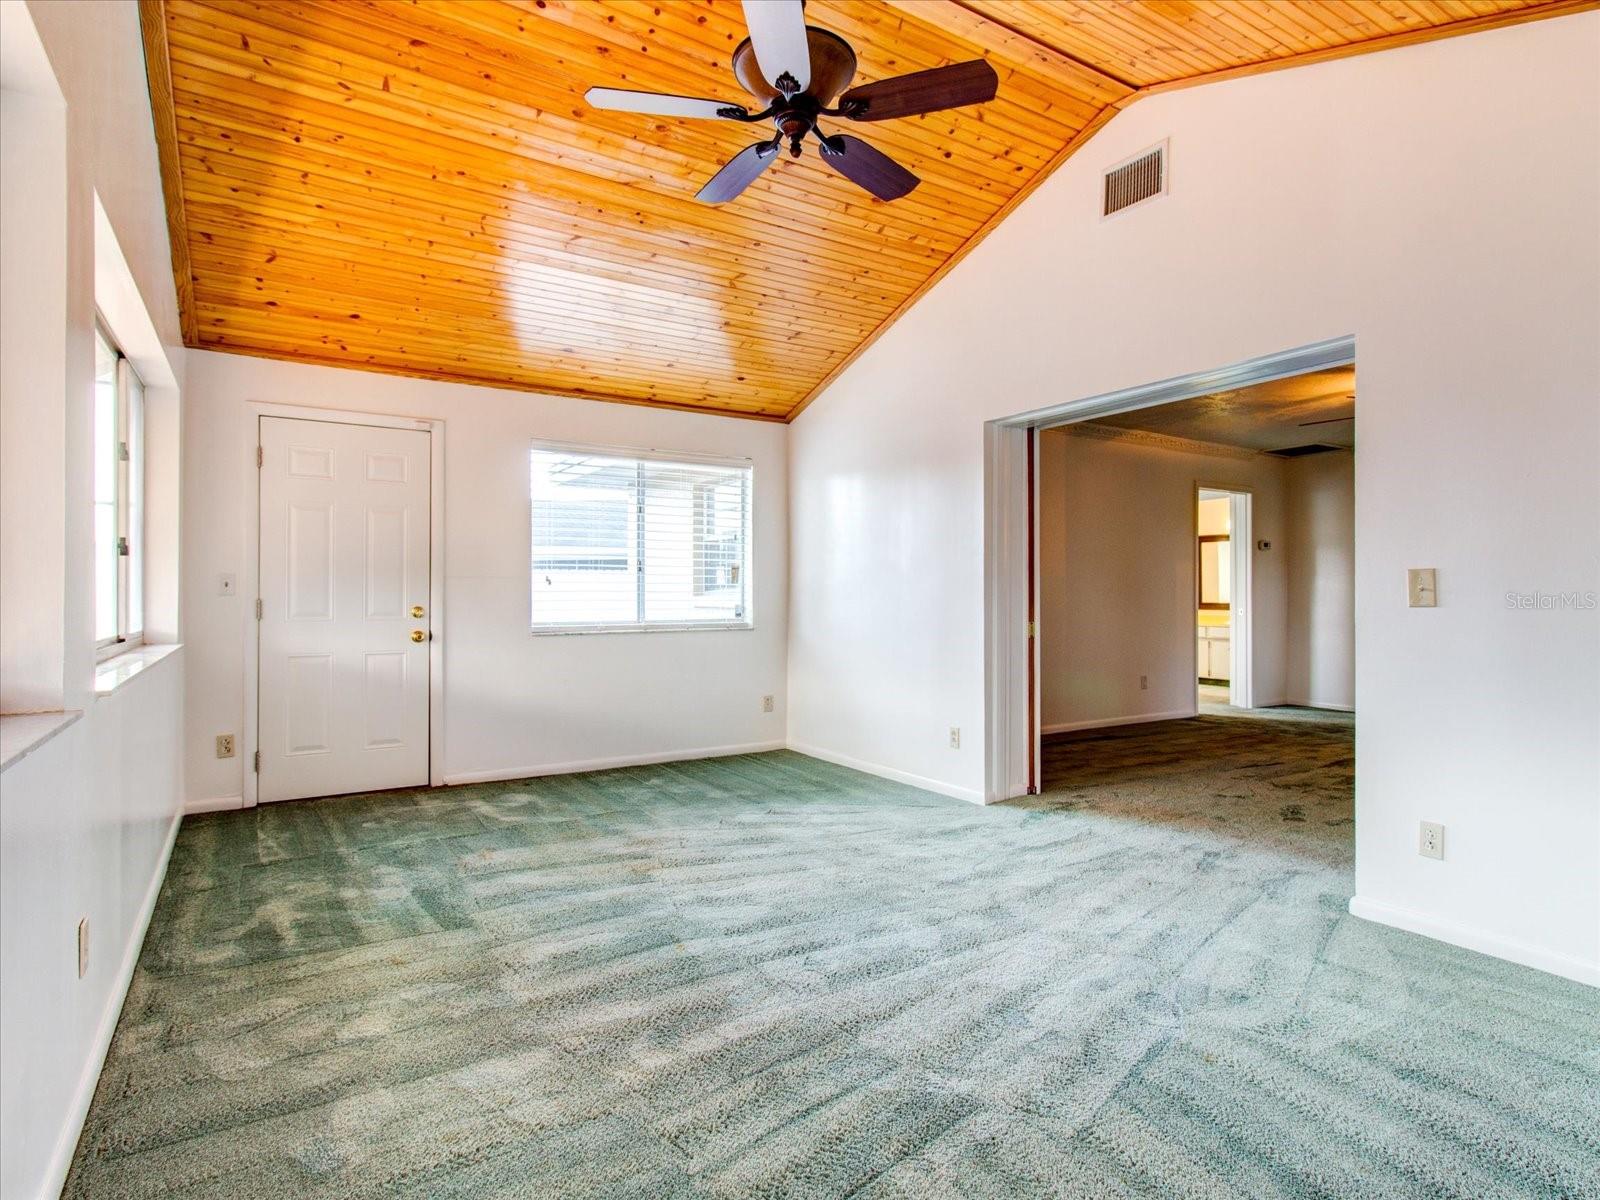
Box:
[584,0,999,204]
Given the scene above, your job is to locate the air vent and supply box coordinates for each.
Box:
[1266,443,1343,458]
[1103,143,1166,216]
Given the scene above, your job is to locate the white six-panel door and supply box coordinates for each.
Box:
[258,416,431,803]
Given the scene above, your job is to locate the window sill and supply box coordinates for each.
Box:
[94,642,182,697]
[0,711,83,774]
[530,622,754,636]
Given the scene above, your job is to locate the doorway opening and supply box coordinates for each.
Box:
[983,336,1356,806]
[1196,486,1251,713]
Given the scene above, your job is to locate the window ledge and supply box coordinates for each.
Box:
[0,711,83,774]
[94,642,182,697]
[530,622,754,636]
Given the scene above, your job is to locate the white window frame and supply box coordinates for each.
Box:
[94,317,144,661]
[529,439,754,635]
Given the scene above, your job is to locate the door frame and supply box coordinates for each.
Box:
[1194,483,1254,710]
[985,335,1354,804]
[241,403,445,808]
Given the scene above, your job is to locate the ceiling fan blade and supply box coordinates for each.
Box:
[840,59,999,122]
[585,87,746,121]
[696,140,781,204]
[741,0,811,95]
[817,134,919,201]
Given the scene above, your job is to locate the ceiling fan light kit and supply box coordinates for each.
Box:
[584,0,999,205]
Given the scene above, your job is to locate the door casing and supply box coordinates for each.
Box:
[986,336,1355,805]
[242,403,445,808]
[1194,483,1254,711]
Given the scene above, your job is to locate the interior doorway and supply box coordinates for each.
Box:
[984,336,1356,805]
[1196,486,1252,712]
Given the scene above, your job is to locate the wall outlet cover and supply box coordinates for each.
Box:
[216,733,236,759]
[762,694,775,713]
[949,727,961,750]
[1419,820,1445,860]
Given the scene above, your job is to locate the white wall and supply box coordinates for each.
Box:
[1285,450,1355,709]
[788,15,1600,983]
[0,10,68,713]
[183,351,788,805]
[1,3,188,1196]
[0,663,183,1200]
[1038,429,1287,730]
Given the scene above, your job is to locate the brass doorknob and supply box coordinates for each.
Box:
[410,630,426,643]
[410,605,425,618]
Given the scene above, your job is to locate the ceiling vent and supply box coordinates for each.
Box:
[1266,443,1344,458]
[1103,142,1166,217]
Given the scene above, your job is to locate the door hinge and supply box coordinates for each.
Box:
[118,440,130,463]
[1026,621,1037,639]
[255,598,263,620]
[256,445,263,468]
[253,750,260,773]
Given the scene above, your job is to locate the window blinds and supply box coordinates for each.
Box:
[530,444,752,630]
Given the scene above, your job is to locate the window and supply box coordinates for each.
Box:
[94,322,143,657]
[531,443,751,632]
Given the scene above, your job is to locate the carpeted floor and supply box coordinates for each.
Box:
[67,715,1599,1198]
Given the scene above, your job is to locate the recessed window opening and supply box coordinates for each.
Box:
[93,318,144,659]
[530,443,752,633]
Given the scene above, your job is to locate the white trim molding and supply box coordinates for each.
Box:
[789,742,987,806]
[442,741,785,787]
[1349,896,1599,988]
[1041,710,1197,735]
[185,795,245,815]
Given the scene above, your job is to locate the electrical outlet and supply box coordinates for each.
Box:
[762,694,775,713]
[1140,675,1148,690]
[1418,821,1444,860]
[215,733,236,759]
[77,918,89,979]
[948,727,961,750]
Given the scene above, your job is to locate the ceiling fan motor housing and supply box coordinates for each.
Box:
[733,28,858,105]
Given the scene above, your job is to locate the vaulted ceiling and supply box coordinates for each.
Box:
[140,0,1581,420]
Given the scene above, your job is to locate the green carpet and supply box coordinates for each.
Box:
[66,719,1599,1198]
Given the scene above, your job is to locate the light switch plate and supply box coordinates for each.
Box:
[1407,568,1437,608]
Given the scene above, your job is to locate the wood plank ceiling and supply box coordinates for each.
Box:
[141,0,1584,420]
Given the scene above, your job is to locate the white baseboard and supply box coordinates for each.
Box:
[1348,896,1598,988]
[441,741,786,787]
[184,794,244,815]
[1286,699,1355,712]
[785,742,985,805]
[1041,709,1197,735]
[41,804,182,1199]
